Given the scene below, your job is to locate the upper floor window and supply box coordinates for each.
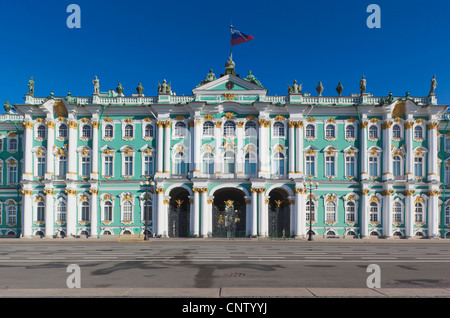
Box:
[124,124,134,138]
[245,121,257,137]
[144,124,154,138]
[392,124,401,139]
[325,124,335,139]
[58,123,68,139]
[305,124,315,139]
[36,125,46,139]
[81,125,91,139]
[273,122,285,137]
[414,126,423,139]
[104,124,114,139]
[203,121,214,136]
[223,121,236,136]
[369,125,378,139]
[345,125,355,139]
[9,138,17,152]
[174,122,186,137]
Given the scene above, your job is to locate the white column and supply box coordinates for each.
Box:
[259,190,268,237]
[200,189,208,237]
[405,189,414,238]
[155,187,164,237]
[193,188,200,237]
[428,189,440,238]
[66,189,77,237]
[288,121,296,176]
[360,189,369,237]
[22,190,33,237]
[258,119,270,177]
[382,120,393,181]
[245,196,252,237]
[90,189,98,237]
[164,122,171,175]
[44,189,54,237]
[236,121,244,176]
[67,120,78,181]
[289,197,295,236]
[405,121,414,180]
[214,121,222,174]
[23,122,33,181]
[193,118,202,177]
[428,121,439,182]
[360,121,368,180]
[294,188,305,237]
[45,120,55,179]
[251,189,258,236]
[156,121,164,173]
[90,121,99,180]
[382,189,393,238]
[296,121,304,175]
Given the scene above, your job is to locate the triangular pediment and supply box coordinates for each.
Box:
[193,74,266,94]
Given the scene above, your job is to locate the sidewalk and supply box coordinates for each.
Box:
[1,287,450,297]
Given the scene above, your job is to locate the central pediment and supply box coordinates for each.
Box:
[192,74,267,95]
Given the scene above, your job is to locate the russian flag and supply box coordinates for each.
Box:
[231,30,254,46]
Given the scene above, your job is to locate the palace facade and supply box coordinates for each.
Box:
[1,59,450,239]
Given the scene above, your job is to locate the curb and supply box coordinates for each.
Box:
[1,288,450,298]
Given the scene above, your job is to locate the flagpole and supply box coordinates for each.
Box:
[230,25,233,59]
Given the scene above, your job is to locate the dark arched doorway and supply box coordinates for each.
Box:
[168,188,190,237]
[212,188,246,238]
[268,188,290,238]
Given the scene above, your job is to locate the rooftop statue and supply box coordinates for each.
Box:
[429,75,437,96]
[92,76,100,95]
[360,76,366,95]
[244,70,263,88]
[158,79,172,94]
[336,82,343,97]
[224,56,236,76]
[316,81,324,96]
[4,101,12,114]
[116,82,124,95]
[288,80,302,95]
[196,69,217,87]
[28,77,34,96]
[136,82,144,96]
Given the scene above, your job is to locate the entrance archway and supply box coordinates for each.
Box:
[268,188,290,238]
[212,188,246,238]
[168,188,190,237]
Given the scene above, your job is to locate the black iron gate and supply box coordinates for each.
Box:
[168,199,190,237]
[212,200,245,238]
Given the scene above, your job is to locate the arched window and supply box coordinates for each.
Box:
[369,125,378,139]
[223,121,236,136]
[245,121,257,137]
[392,124,401,139]
[273,152,285,175]
[325,124,335,139]
[245,152,257,175]
[414,202,424,223]
[58,123,68,138]
[9,138,17,152]
[346,201,356,223]
[414,126,423,139]
[144,200,152,221]
[82,125,91,139]
[81,201,90,222]
[124,124,134,138]
[104,124,113,138]
[7,205,17,224]
[223,151,235,173]
[103,201,113,222]
[393,201,403,223]
[202,152,214,174]
[37,125,46,139]
[203,121,214,136]
[306,200,315,222]
[122,201,133,222]
[325,201,336,223]
[273,122,285,137]
[144,124,154,138]
[174,122,186,137]
[345,125,355,139]
[393,155,402,176]
[36,202,45,222]
[56,201,66,223]
[305,124,315,138]
[174,152,186,174]
[369,202,379,222]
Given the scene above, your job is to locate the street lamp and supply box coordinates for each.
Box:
[304,178,318,241]
[140,178,155,240]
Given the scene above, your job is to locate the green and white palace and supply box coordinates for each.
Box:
[2,58,450,239]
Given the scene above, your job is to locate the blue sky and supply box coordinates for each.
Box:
[0,0,449,110]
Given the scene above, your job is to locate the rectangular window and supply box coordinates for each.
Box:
[8,165,17,184]
[124,156,133,176]
[37,157,46,177]
[345,156,355,177]
[305,155,315,176]
[325,156,335,177]
[414,157,423,177]
[104,156,113,176]
[144,156,153,176]
[81,156,91,177]
[369,156,378,177]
